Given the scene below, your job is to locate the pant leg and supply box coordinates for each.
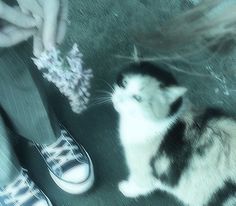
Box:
[0,114,21,187]
[0,46,59,145]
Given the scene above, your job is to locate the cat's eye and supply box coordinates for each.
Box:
[132,95,142,102]
[117,74,128,88]
[122,79,128,87]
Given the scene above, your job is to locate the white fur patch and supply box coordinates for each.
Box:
[155,154,171,176]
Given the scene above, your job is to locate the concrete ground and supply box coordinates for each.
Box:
[6,0,236,205]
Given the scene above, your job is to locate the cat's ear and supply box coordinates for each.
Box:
[165,86,187,103]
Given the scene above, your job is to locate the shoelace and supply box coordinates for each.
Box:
[41,130,82,172]
[0,171,40,206]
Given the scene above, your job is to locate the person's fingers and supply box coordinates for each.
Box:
[0,26,35,47]
[32,14,43,31]
[16,0,43,17]
[19,6,31,15]
[33,33,44,57]
[56,0,68,44]
[42,0,60,50]
[0,1,36,28]
[33,17,44,57]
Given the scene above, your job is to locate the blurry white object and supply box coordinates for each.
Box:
[33,44,93,114]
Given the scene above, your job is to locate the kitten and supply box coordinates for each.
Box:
[112,62,236,206]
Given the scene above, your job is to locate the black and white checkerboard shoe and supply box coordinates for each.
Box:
[36,128,94,194]
[0,169,52,206]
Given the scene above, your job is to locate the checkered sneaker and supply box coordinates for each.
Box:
[0,169,52,206]
[36,128,94,194]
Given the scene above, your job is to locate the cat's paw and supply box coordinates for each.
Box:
[118,180,158,198]
[118,180,141,198]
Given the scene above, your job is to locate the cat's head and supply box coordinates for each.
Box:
[112,62,187,120]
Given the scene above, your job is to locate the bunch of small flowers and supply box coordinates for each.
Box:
[33,44,93,114]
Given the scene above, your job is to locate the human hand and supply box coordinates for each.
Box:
[16,0,68,56]
[0,1,37,47]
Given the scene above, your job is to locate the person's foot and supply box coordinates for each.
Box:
[36,128,94,194]
[0,169,52,206]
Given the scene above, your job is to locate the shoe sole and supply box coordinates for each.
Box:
[49,149,95,194]
[45,195,53,206]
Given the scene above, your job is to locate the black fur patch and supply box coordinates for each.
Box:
[181,107,228,157]
[168,97,183,116]
[195,139,214,157]
[207,181,236,206]
[116,61,178,88]
[194,108,228,132]
[151,120,192,187]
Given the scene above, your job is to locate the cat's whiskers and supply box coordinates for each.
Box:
[96,90,113,96]
[88,92,113,107]
[85,78,115,109]
[97,78,115,93]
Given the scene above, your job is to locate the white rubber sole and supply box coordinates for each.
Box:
[45,195,53,206]
[49,151,95,194]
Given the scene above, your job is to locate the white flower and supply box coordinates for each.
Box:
[32,44,93,114]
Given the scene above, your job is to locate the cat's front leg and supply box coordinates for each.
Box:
[118,178,157,198]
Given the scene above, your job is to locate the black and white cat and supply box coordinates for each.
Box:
[112,62,236,206]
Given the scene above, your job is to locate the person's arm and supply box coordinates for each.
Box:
[17,0,68,56]
[0,0,68,56]
[0,1,36,47]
